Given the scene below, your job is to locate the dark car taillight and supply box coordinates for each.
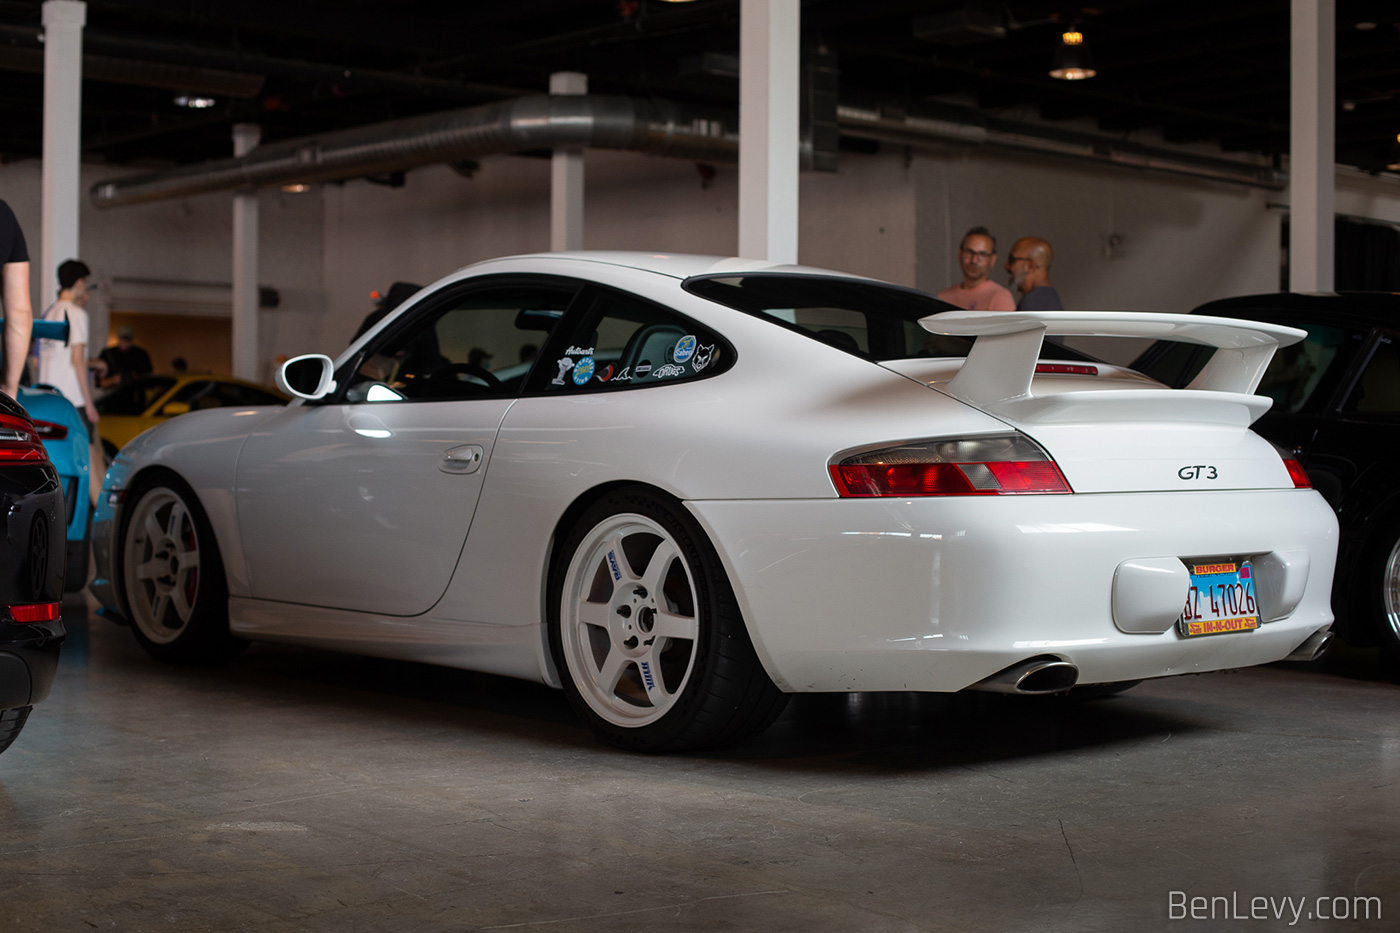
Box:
[31,420,68,441]
[0,413,47,461]
[5,602,60,623]
[830,434,1073,497]
[1283,457,1311,489]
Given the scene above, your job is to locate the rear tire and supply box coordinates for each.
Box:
[548,488,786,751]
[120,471,245,664]
[0,706,31,755]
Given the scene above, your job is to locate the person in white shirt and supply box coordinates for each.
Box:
[36,259,99,436]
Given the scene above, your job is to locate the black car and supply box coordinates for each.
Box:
[0,390,66,755]
[1133,292,1400,662]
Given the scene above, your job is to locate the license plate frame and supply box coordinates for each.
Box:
[1178,559,1260,638]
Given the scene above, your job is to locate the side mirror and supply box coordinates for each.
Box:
[277,354,337,400]
[159,401,191,416]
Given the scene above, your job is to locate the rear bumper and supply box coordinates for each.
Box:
[688,488,1338,693]
[0,620,65,708]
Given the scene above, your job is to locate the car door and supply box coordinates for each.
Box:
[236,278,578,615]
[1303,328,1400,513]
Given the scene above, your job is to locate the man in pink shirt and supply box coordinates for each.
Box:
[936,227,1017,311]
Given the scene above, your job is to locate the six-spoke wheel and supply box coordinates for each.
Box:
[550,488,785,751]
[121,472,243,664]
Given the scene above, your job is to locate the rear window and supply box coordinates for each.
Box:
[683,274,1096,363]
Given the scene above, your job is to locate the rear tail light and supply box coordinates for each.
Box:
[6,602,60,623]
[0,413,47,462]
[830,434,1073,497]
[1282,458,1311,489]
[31,420,68,441]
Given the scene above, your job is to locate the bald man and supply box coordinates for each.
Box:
[1005,236,1063,311]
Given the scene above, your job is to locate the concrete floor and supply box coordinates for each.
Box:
[1,594,1397,932]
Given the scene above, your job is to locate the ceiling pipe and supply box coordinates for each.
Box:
[834,105,1286,189]
[91,91,1286,209]
[91,94,736,208]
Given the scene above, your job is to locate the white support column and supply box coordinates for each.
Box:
[738,0,800,264]
[41,0,86,310]
[550,71,587,252]
[1290,0,1335,292]
[231,123,260,381]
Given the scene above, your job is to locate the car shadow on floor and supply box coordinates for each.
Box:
[66,596,1330,772]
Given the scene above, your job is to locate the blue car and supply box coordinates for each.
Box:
[11,318,92,592]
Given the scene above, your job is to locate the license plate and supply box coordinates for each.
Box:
[1179,560,1260,637]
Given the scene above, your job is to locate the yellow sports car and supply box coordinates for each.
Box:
[95,374,288,462]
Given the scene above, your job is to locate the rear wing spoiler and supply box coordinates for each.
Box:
[922,310,1304,403]
[0,317,70,343]
[918,311,1307,427]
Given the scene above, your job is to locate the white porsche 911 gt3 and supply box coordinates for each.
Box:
[90,252,1339,751]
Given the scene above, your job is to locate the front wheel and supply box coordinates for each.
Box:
[549,488,786,751]
[120,472,245,664]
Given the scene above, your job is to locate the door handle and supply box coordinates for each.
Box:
[440,444,484,474]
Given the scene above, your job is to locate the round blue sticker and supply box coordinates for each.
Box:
[673,334,697,363]
[572,356,596,385]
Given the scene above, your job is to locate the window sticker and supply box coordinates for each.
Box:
[692,344,714,372]
[635,361,653,378]
[595,363,615,382]
[673,334,697,364]
[613,366,632,382]
[653,363,686,378]
[572,356,596,384]
[564,345,594,356]
[552,357,575,385]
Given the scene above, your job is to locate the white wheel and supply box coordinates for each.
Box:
[1380,532,1400,662]
[124,487,202,645]
[558,512,701,729]
[549,488,786,751]
[120,472,242,664]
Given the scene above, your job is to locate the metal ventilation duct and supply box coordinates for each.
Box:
[91,94,737,209]
[92,92,1285,209]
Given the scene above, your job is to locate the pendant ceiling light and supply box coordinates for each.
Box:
[1049,28,1096,81]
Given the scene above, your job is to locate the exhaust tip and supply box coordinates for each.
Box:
[970,656,1079,695]
[1283,630,1333,663]
[1016,661,1080,694]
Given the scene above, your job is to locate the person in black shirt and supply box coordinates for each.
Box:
[0,200,32,398]
[97,325,153,389]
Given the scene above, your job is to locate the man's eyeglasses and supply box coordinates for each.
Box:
[1007,254,1033,265]
[960,248,994,259]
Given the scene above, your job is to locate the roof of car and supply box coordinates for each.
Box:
[475,251,872,282]
[1195,291,1400,326]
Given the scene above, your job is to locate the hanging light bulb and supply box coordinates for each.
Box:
[1049,28,1097,81]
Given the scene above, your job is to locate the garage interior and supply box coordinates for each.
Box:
[3,1,1400,929]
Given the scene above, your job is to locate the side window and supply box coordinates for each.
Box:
[168,380,284,410]
[532,288,729,393]
[343,283,575,403]
[95,377,176,415]
[1342,334,1400,415]
[168,380,216,410]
